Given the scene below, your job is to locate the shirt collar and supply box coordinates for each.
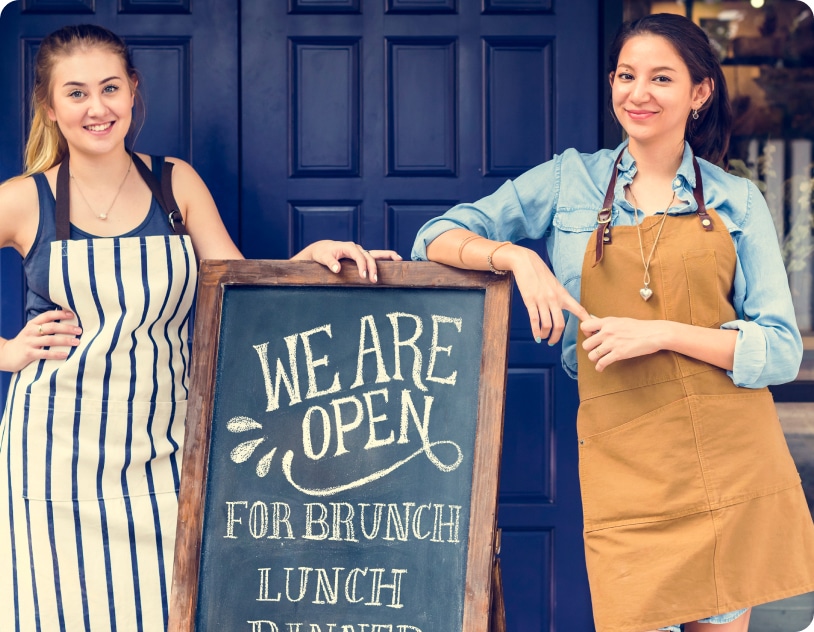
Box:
[611,140,698,214]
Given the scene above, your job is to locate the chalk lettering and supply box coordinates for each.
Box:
[330,502,358,542]
[362,389,392,450]
[383,503,414,542]
[248,621,279,632]
[257,567,281,602]
[432,504,462,543]
[301,325,342,399]
[225,501,248,538]
[303,406,331,460]
[426,315,461,385]
[351,316,392,389]
[257,566,407,608]
[366,569,407,608]
[224,501,295,540]
[386,313,427,392]
[254,336,301,412]
[331,396,364,456]
[250,501,269,538]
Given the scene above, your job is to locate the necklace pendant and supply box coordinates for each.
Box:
[98,213,108,220]
[640,286,653,301]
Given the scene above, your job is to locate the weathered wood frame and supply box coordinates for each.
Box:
[168,260,512,631]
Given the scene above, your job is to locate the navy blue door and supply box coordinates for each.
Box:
[0,1,603,628]
[240,2,599,630]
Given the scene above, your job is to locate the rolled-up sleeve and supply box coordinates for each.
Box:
[411,155,562,260]
[722,180,803,388]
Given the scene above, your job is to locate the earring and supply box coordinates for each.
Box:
[692,108,700,120]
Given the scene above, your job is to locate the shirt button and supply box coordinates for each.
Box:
[673,178,681,187]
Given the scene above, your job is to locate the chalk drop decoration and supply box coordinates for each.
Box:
[227,415,277,476]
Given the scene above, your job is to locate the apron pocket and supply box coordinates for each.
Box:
[692,391,801,506]
[683,249,720,328]
[20,395,186,501]
[579,397,710,531]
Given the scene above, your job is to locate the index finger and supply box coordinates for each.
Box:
[563,295,590,322]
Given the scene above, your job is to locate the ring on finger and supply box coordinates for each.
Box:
[38,324,44,336]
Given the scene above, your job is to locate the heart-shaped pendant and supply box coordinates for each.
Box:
[640,287,653,301]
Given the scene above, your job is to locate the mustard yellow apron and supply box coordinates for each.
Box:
[576,161,814,632]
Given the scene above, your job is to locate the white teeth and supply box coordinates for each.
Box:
[86,123,112,132]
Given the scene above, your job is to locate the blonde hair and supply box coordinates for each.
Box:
[21,24,141,178]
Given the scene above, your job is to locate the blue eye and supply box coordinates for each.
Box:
[103,84,119,93]
[68,90,84,99]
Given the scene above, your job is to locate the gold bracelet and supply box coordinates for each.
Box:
[487,242,510,275]
[457,234,481,265]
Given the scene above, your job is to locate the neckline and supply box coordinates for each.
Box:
[38,171,158,239]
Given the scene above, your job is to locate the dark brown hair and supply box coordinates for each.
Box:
[608,13,732,165]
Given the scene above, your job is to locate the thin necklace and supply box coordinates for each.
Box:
[627,185,676,301]
[70,155,133,220]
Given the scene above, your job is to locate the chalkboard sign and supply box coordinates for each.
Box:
[170,261,511,632]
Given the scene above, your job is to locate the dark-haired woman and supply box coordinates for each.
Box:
[0,24,399,630]
[412,13,814,632]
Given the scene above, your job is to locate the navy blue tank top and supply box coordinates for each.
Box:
[23,156,176,320]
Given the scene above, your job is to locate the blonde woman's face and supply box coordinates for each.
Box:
[46,48,135,158]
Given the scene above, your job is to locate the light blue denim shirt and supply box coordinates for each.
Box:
[412,141,803,388]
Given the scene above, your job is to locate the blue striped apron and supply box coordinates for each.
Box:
[0,156,197,631]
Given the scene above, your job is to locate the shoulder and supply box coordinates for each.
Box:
[159,155,206,187]
[513,146,618,197]
[554,146,619,174]
[0,174,42,253]
[697,158,757,229]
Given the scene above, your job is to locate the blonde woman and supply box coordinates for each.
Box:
[0,24,399,630]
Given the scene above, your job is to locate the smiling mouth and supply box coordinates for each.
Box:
[85,122,114,132]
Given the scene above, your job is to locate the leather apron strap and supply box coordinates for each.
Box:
[55,154,188,240]
[592,151,714,266]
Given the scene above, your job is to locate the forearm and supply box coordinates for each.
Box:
[426,229,518,273]
[657,320,737,371]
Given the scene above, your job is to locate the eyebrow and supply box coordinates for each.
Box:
[616,63,677,73]
[61,76,122,88]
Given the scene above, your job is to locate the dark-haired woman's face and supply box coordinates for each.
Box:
[46,48,135,158]
[610,34,711,151]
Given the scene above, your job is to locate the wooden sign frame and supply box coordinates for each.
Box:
[169,260,511,631]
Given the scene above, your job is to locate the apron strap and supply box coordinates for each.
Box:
[54,153,189,239]
[593,152,623,266]
[692,158,714,231]
[593,151,713,265]
[131,154,189,236]
[55,158,71,242]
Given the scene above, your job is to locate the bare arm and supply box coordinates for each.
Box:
[580,316,737,372]
[427,228,589,343]
[165,158,244,261]
[0,177,82,372]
